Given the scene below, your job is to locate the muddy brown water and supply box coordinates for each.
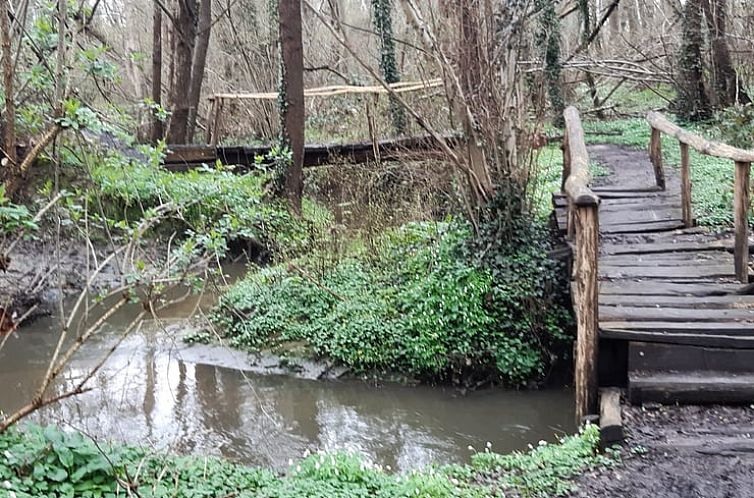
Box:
[0,265,575,471]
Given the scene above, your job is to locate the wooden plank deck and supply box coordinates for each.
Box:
[555,143,754,405]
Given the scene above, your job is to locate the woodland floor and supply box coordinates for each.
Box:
[574,404,754,498]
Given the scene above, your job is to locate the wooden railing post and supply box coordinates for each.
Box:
[574,202,599,422]
[734,161,751,282]
[649,127,666,190]
[680,143,693,227]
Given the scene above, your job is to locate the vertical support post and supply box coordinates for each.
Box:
[574,203,599,423]
[206,97,218,145]
[734,161,751,282]
[680,143,693,227]
[649,127,666,190]
[562,133,571,192]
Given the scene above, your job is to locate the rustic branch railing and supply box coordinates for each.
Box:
[562,106,600,422]
[647,112,754,282]
[205,79,443,147]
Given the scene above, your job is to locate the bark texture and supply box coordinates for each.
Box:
[278,0,305,213]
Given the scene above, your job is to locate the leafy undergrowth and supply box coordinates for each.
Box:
[583,117,741,227]
[211,207,571,385]
[0,424,612,498]
[85,147,331,261]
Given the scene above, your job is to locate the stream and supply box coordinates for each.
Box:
[0,265,575,472]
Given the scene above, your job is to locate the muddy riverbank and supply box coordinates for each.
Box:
[574,404,754,497]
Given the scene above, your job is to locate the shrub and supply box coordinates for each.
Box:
[213,217,572,385]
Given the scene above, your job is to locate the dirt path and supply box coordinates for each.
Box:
[574,405,754,498]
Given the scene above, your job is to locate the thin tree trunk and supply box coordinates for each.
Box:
[187,0,212,142]
[279,0,305,213]
[167,0,196,144]
[1,0,16,173]
[372,0,405,135]
[702,0,749,107]
[151,0,164,143]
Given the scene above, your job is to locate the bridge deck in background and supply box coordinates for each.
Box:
[554,144,754,405]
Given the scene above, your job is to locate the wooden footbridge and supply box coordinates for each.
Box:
[557,107,754,425]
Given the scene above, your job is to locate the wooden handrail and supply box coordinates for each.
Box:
[562,106,600,422]
[647,112,753,282]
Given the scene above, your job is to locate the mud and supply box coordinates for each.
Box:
[0,237,123,321]
[574,404,754,497]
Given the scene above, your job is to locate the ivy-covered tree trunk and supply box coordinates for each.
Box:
[702,0,750,107]
[278,0,305,213]
[1,0,16,172]
[537,0,565,126]
[372,0,406,135]
[677,0,710,121]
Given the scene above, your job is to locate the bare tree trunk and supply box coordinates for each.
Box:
[1,0,16,173]
[187,0,212,142]
[702,0,749,107]
[167,0,197,144]
[151,0,164,143]
[677,0,710,121]
[279,0,305,213]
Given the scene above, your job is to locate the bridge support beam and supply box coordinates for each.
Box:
[574,204,599,422]
[734,161,751,282]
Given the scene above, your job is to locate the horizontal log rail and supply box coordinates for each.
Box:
[562,106,600,423]
[205,79,443,146]
[647,112,754,282]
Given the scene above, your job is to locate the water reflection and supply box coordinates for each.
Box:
[0,307,575,472]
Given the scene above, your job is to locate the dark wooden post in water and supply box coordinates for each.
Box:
[679,143,693,227]
[647,112,754,282]
[734,161,751,282]
[563,106,600,422]
[649,127,666,190]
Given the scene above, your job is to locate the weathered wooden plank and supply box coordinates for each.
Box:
[601,328,754,349]
[558,208,683,225]
[600,294,754,308]
[629,342,754,374]
[599,220,686,234]
[599,388,623,449]
[601,320,754,334]
[600,253,734,267]
[629,370,754,405]
[601,241,727,256]
[599,280,743,296]
[600,305,754,322]
[600,264,735,279]
[734,161,751,282]
[592,186,663,193]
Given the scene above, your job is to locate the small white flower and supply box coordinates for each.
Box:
[450,478,459,485]
[538,440,547,446]
[527,443,534,450]
[10,492,16,498]
[386,465,392,471]
[315,462,321,470]
[296,465,302,473]
[303,449,310,458]
[485,441,492,449]
[288,458,293,466]
[2,481,11,489]
[467,445,475,452]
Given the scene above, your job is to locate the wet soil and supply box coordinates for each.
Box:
[574,404,754,498]
[0,237,123,321]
